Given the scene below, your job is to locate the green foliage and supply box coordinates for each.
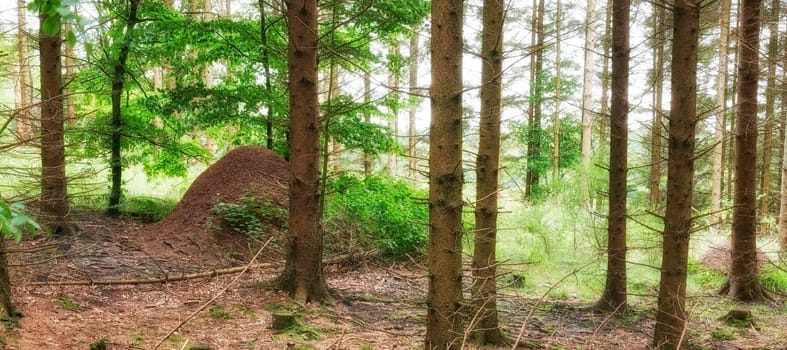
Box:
[324,95,399,155]
[210,194,286,239]
[759,266,787,292]
[53,297,82,311]
[324,175,428,257]
[711,328,736,341]
[206,304,231,320]
[116,197,176,222]
[89,337,108,350]
[0,202,40,242]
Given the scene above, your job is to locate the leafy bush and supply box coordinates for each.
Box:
[117,197,176,222]
[210,193,287,238]
[0,201,40,242]
[324,175,428,258]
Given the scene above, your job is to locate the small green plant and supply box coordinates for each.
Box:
[54,297,82,311]
[89,337,108,350]
[130,332,143,344]
[759,266,787,292]
[711,328,736,341]
[0,201,40,242]
[206,304,231,320]
[211,193,286,238]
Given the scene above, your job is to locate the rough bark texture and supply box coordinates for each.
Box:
[0,237,16,318]
[108,0,141,216]
[39,9,75,235]
[470,0,503,343]
[653,1,699,347]
[649,2,665,207]
[426,1,464,348]
[14,0,35,142]
[275,0,329,303]
[525,0,544,198]
[759,0,779,234]
[725,0,768,302]
[580,0,596,162]
[711,0,732,231]
[595,0,629,313]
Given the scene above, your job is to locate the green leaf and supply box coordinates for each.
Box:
[42,16,60,35]
[65,29,77,48]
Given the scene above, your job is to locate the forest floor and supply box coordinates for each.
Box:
[0,212,785,350]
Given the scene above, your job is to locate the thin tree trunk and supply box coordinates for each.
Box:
[15,0,34,142]
[759,0,779,234]
[363,70,372,174]
[408,33,418,182]
[780,30,787,257]
[274,0,329,303]
[387,43,400,177]
[653,1,700,347]
[598,0,611,149]
[426,0,464,348]
[580,0,596,163]
[595,0,629,313]
[649,2,665,207]
[723,0,769,302]
[470,0,503,343]
[0,237,16,318]
[712,0,732,231]
[525,0,545,198]
[64,22,75,124]
[108,0,141,216]
[260,0,274,149]
[39,5,75,235]
[552,0,562,186]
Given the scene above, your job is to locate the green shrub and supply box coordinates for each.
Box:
[759,266,787,292]
[324,175,428,258]
[210,193,286,238]
[117,196,176,222]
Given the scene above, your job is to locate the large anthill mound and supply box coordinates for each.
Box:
[698,241,770,273]
[136,146,289,266]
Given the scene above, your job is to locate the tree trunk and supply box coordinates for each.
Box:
[653,1,700,347]
[108,0,141,217]
[39,6,74,235]
[781,28,787,258]
[580,0,596,163]
[387,43,400,177]
[15,0,34,142]
[552,0,562,186]
[470,0,503,344]
[0,237,17,319]
[525,0,545,198]
[259,0,275,150]
[64,22,75,124]
[711,0,732,231]
[595,0,629,313]
[649,2,665,207]
[759,0,779,235]
[363,70,372,174]
[408,33,418,182]
[598,0,611,149]
[274,0,329,303]
[724,0,769,302]
[426,0,464,348]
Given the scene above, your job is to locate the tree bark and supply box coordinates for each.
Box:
[580,0,596,163]
[595,0,629,313]
[274,0,330,303]
[711,0,732,231]
[39,5,74,235]
[470,0,503,343]
[649,2,665,207]
[0,237,17,318]
[724,0,768,302]
[598,0,611,149]
[408,33,419,182]
[363,70,372,174]
[108,0,141,216]
[426,0,464,348]
[653,1,700,347]
[525,0,545,198]
[15,0,34,142]
[759,0,779,235]
[781,25,787,258]
[552,0,562,186]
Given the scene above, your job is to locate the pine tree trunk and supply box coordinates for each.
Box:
[759,0,780,235]
[653,1,700,347]
[595,0,629,313]
[0,237,16,318]
[649,2,665,207]
[552,0,562,186]
[15,0,34,142]
[387,43,400,177]
[781,31,787,258]
[275,0,329,303]
[39,7,74,235]
[711,0,732,231]
[470,0,503,343]
[725,0,768,302]
[580,0,596,163]
[525,0,544,198]
[426,0,464,348]
[363,70,372,174]
[108,0,141,217]
[598,1,611,149]
[260,0,274,150]
[64,22,75,124]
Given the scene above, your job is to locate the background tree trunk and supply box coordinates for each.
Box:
[649,2,665,207]
[552,0,562,186]
[470,0,503,343]
[580,0,596,163]
[598,0,611,149]
[781,29,787,258]
[408,33,418,182]
[595,0,629,313]
[15,0,34,142]
[387,43,400,177]
[653,1,700,346]
[725,0,769,302]
[275,0,329,303]
[363,70,372,174]
[426,0,465,348]
[260,0,275,150]
[39,6,74,235]
[711,0,732,231]
[759,0,779,235]
[525,0,544,198]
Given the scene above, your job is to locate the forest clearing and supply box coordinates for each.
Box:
[1,0,787,349]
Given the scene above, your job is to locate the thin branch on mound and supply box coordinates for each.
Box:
[152,236,274,350]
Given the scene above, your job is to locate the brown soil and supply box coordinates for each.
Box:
[135,146,290,267]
